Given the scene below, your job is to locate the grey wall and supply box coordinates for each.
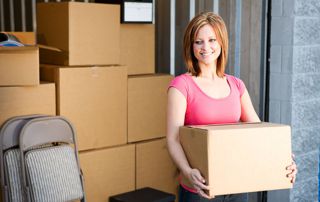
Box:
[269,0,320,201]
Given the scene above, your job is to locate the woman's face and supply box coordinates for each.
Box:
[193,24,221,67]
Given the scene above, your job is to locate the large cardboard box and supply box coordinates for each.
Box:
[128,74,173,142]
[37,2,120,66]
[79,144,135,202]
[41,65,127,151]
[0,32,39,86]
[0,83,55,126]
[136,138,179,198]
[180,122,292,197]
[120,24,155,75]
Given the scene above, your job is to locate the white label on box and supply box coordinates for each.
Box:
[124,2,153,22]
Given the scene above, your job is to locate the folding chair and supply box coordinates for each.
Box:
[0,115,86,202]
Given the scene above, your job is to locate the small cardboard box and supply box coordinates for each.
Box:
[79,144,135,202]
[128,74,173,142]
[40,65,127,151]
[37,2,120,66]
[120,24,155,75]
[0,47,39,86]
[0,83,56,126]
[180,122,292,197]
[136,138,179,197]
[0,32,39,86]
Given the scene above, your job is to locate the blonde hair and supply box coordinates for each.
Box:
[183,12,228,77]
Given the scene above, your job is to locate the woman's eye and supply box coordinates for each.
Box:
[194,41,203,45]
[209,39,216,42]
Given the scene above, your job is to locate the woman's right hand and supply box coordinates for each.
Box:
[186,168,214,199]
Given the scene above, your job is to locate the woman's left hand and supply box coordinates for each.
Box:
[286,154,298,184]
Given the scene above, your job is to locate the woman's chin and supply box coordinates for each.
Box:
[199,60,215,66]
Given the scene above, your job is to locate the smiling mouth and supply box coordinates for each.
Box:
[200,52,213,56]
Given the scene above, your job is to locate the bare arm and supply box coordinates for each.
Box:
[240,89,261,122]
[166,87,212,198]
[166,87,190,176]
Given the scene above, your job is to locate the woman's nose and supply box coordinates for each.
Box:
[201,42,210,50]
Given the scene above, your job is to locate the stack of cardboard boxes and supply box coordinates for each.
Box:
[35,2,178,202]
[0,33,55,131]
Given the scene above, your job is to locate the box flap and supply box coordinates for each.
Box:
[38,44,62,52]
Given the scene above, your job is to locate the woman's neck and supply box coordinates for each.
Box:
[198,63,218,79]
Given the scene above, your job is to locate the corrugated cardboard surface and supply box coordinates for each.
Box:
[120,24,155,75]
[136,138,179,199]
[0,46,39,86]
[37,2,120,66]
[0,83,56,126]
[180,122,293,196]
[128,74,173,143]
[40,65,127,151]
[79,144,135,202]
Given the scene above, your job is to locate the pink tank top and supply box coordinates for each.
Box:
[168,73,246,192]
[169,73,245,125]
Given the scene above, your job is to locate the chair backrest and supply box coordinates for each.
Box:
[19,116,77,151]
[0,115,48,150]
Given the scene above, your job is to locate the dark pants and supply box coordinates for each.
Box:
[178,186,248,202]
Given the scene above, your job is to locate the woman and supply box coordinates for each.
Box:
[166,12,297,202]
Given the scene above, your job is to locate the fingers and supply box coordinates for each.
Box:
[190,169,210,190]
[286,160,298,184]
[286,163,297,172]
[196,187,214,199]
[188,169,214,199]
[195,171,205,184]
[193,184,214,199]
[191,170,206,187]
